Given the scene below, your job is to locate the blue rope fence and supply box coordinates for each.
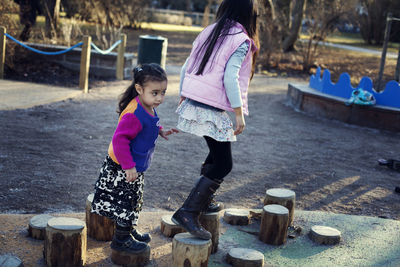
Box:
[91,39,122,55]
[5,33,122,56]
[4,33,83,55]
[1,31,126,91]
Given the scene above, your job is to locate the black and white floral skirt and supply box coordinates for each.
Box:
[91,156,144,226]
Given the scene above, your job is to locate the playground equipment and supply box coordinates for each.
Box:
[85,193,115,241]
[199,212,220,254]
[264,188,296,226]
[288,67,400,132]
[28,214,54,240]
[259,204,289,246]
[0,26,127,93]
[172,232,212,267]
[44,217,87,266]
[161,214,186,237]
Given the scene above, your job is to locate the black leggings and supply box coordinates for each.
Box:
[202,136,233,182]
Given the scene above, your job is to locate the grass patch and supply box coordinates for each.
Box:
[138,22,203,33]
[300,32,399,54]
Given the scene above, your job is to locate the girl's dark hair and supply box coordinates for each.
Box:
[194,0,260,78]
[117,63,167,115]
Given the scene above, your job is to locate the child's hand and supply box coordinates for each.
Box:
[159,128,179,140]
[234,107,245,135]
[125,167,138,182]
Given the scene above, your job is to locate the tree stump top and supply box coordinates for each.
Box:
[29,214,54,229]
[162,215,175,225]
[87,193,94,202]
[228,248,264,261]
[263,204,289,215]
[309,225,341,245]
[266,188,295,199]
[225,208,250,217]
[47,217,85,231]
[311,225,341,237]
[174,232,212,246]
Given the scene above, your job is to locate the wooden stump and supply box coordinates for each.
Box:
[259,204,289,245]
[199,212,220,253]
[223,209,250,225]
[249,209,263,220]
[264,188,296,226]
[85,193,115,241]
[226,248,264,267]
[28,214,54,240]
[160,215,185,237]
[309,225,341,245]
[172,232,212,267]
[111,246,150,267]
[44,217,87,267]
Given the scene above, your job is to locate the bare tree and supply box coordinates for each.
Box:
[357,0,400,45]
[258,0,280,67]
[86,0,148,28]
[14,0,41,41]
[42,0,60,39]
[282,0,306,52]
[300,0,357,70]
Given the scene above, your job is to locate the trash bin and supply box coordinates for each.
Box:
[137,35,168,69]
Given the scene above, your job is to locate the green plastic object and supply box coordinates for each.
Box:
[137,35,168,69]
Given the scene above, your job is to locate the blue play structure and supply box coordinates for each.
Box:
[309,67,400,109]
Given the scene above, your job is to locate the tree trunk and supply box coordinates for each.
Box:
[160,214,186,238]
[28,214,54,240]
[202,4,210,27]
[259,204,289,245]
[282,0,306,52]
[309,225,341,245]
[172,233,211,267]
[223,208,250,226]
[85,193,115,241]
[44,217,87,267]
[43,0,61,39]
[18,0,40,41]
[185,0,191,11]
[226,248,264,267]
[395,48,400,82]
[199,212,220,254]
[111,247,150,266]
[264,188,296,226]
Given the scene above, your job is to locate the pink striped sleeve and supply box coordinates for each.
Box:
[112,113,143,170]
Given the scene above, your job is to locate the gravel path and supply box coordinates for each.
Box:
[1,73,399,220]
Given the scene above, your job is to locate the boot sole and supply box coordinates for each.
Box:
[110,244,149,254]
[171,216,211,240]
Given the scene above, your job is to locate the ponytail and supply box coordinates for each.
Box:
[117,63,167,115]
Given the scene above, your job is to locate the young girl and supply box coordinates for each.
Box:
[91,63,177,253]
[172,0,259,240]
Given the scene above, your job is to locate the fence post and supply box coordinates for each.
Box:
[116,33,127,80]
[395,46,400,82]
[0,26,6,79]
[79,35,91,93]
[377,13,392,91]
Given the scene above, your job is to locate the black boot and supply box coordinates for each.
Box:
[131,228,151,243]
[172,176,220,240]
[206,198,224,213]
[200,164,224,213]
[111,223,149,253]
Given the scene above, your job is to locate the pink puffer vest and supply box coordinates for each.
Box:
[181,22,257,115]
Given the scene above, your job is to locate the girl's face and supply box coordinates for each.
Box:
[135,80,167,113]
